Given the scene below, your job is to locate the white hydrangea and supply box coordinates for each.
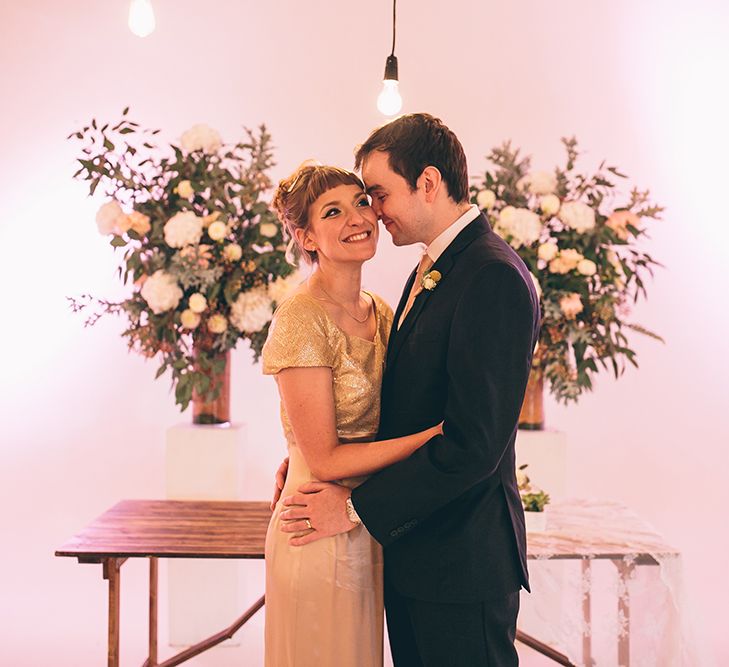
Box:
[517,171,557,196]
[230,287,274,333]
[494,206,542,248]
[164,211,203,248]
[559,201,596,233]
[476,189,496,210]
[96,200,123,235]
[268,269,305,305]
[180,124,223,154]
[140,270,183,314]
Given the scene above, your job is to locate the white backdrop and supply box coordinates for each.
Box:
[1,1,728,665]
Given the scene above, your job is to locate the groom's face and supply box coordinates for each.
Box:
[362,151,425,247]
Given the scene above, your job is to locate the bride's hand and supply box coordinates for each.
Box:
[270,456,290,510]
[431,421,444,436]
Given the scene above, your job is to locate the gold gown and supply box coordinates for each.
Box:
[262,291,393,667]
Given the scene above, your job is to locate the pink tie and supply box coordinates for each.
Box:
[398,253,433,329]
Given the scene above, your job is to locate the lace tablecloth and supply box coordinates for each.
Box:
[521,499,702,666]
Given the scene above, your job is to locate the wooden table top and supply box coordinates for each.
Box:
[526,499,678,562]
[55,499,272,560]
[55,497,678,563]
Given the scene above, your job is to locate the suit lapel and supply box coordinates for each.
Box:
[386,215,491,369]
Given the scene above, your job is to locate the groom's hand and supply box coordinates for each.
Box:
[280,481,356,546]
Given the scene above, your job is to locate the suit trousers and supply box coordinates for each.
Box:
[384,579,520,667]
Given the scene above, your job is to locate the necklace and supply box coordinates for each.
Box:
[313,282,371,324]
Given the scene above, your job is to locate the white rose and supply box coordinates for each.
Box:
[577,259,597,276]
[517,171,557,195]
[180,123,223,154]
[164,211,203,248]
[96,200,123,235]
[422,277,437,291]
[259,222,279,238]
[207,314,228,334]
[188,293,207,313]
[176,180,194,199]
[537,241,559,262]
[559,201,596,233]
[224,243,243,261]
[540,194,561,217]
[494,206,542,248]
[516,468,530,489]
[140,270,183,314]
[268,270,305,305]
[180,309,201,329]
[208,220,228,241]
[230,287,274,333]
[476,189,496,210]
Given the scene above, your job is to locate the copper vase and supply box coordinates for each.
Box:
[518,368,544,431]
[191,346,231,425]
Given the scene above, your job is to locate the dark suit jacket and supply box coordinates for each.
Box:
[351,213,540,603]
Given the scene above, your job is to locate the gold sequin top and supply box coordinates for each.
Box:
[262,291,393,447]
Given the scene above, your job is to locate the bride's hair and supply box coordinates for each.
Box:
[272,161,365,264]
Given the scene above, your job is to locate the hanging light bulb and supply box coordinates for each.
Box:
[377,56,402,116]
[377,0,403,116]
[128,0,156,38]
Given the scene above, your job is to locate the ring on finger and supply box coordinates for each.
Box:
[305,519,313,530]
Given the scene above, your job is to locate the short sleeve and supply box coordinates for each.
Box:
[262,294,336,374]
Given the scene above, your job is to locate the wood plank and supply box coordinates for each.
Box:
[56,500,272,559]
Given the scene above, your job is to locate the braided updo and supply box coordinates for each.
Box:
[271,162,365,264]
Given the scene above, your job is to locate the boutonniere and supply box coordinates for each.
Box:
[421,270,442,291]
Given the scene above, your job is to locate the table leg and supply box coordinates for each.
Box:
[103,558,122,667]
[149,557,159,666]
[616,561,635,667]
[581,558,593,667]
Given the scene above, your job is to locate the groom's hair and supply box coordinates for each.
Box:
[354,113,469,204]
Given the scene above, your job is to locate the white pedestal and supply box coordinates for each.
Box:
[166,423,247,647]
[515,429,569,501]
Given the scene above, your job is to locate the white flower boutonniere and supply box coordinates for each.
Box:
[421,270,442,291]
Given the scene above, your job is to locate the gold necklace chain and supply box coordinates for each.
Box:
[313,282,371,324]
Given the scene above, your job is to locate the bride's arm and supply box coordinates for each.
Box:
[277,366,440,482]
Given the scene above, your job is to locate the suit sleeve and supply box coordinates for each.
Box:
[351,262,537,547]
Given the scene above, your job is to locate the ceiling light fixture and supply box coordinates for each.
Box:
[377,0,402,116]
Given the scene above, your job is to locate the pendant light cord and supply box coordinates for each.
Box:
[390,0,397,56]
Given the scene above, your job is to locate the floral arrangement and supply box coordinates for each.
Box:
[68,109,302,413]
[472,138,664,402]
[517,464,550,512]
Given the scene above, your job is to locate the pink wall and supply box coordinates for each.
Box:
[1,1,727,664]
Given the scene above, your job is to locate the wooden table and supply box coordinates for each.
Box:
[56,499,272,667]
[516,499,680,667]
[57,498,677,667]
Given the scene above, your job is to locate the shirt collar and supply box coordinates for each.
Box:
[424,205,481,264]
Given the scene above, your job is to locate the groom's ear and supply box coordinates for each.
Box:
[418,166,442,203]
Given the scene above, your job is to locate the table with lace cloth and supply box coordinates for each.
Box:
[519,499,696,667]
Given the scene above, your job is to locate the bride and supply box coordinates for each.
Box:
[262,163,440,667]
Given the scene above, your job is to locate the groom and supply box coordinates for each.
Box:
[279,113,540,666]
